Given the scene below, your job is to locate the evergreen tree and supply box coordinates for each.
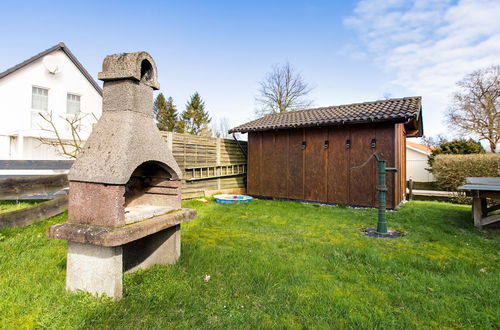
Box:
[154,93,178,132]
[176,118,187,134]
[182,92,211,135]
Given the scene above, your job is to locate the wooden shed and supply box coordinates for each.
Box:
[229,97,423,208]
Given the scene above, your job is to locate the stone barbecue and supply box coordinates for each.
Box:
[48,52,196,299]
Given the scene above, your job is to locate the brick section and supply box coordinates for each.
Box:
[229,96,421,133]
[68,181,125,227]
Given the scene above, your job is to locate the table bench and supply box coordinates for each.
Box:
[459,177,500,227]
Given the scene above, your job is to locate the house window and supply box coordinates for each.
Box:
[67,93,81,116]
[32,87,48,110]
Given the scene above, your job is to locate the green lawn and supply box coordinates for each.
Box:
[0,200,42,213]
[1,199,499,328]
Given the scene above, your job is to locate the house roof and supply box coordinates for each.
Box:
[0,42,102,96]
[229,96,423,137]
[407,141,433,155]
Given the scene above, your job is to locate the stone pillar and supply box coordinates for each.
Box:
[66,242,123,299]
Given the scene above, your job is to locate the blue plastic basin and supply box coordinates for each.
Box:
[214,194,253,204]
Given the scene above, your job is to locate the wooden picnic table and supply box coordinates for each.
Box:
[459,177,500,227]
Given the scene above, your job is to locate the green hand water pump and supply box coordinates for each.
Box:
[352,152,398,235]
[372,152,398,234]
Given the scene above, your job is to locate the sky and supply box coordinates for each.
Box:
[1,0,499,139]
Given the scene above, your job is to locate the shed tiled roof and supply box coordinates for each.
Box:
[229,96,422,134]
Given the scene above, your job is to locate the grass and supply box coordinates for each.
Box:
[1,199,499,328]
[0,200,43,213]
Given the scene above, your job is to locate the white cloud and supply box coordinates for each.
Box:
[345,0,500,137]
[337,43,368,60]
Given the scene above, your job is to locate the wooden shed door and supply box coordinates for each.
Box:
[304,128,328,202]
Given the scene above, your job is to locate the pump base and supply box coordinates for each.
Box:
[362,227,404,238]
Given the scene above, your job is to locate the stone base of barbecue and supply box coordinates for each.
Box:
[66,225,181,299]
[123,224,180,272]
[50,208,196,300]
[66,242,123,299]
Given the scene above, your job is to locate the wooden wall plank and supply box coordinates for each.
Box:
[0,174,68,199]
[327,126,350,204]
[304,127,328,202]
[247,132,261,195]
[374,123,396,208]
[274,131,289,198]
[287,129,304,200]
[261,131,278,197]
[394,123,407,206]
[349,125,376,207]
[0,196,68,228]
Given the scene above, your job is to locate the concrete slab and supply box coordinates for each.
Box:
[49,208,195,246]
[124,205,174,224]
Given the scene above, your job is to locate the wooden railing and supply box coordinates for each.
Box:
[185,163,247,182]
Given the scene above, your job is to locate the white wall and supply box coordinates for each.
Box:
[0,136,10,159]
[406,147,435,182]
[0,49,102,159]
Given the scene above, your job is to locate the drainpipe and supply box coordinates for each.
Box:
[232,132,247,157]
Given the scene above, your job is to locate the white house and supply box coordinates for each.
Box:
[406,141,435,182]
[0,42,102,161]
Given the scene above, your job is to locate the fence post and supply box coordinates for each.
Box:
[407,178,413,201]
[216,138,221,191]
[164,131,173,151]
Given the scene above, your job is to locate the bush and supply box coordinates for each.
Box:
[428,139,485,168]
[432,154,500,191]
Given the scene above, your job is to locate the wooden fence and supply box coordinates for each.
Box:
[162,132,247,199]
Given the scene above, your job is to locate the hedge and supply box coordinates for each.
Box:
[432,154,500,191]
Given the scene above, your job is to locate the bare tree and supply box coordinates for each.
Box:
[447,65,499,153]
[255,62,313,116]
[382,92,393,100]
[37,111,97,159]
[211,117,231,138]
[421,134,447,148]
